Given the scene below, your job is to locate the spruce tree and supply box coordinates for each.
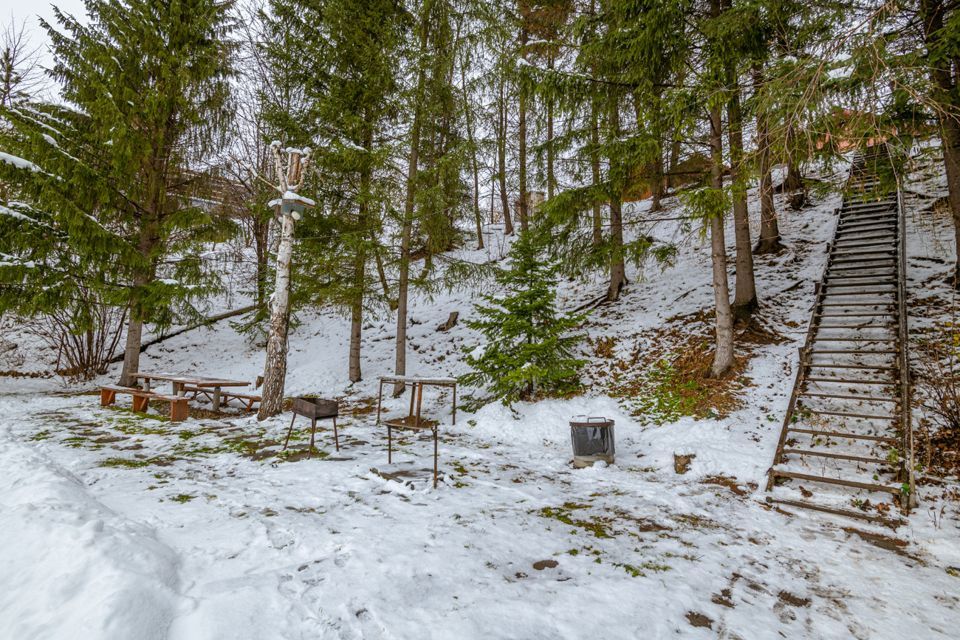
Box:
[265,0,405,383]
[461,232,585,408]
[0,0,234,382]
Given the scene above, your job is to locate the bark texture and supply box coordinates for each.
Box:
[727,77,758,320]
[752,68,782,255]
[707,43,734,377]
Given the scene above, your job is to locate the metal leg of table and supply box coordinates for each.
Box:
[333,416,340,452]
[433,427,438,489]
[283,414,296,450]
[376,380,384,424]
[309,417,317,458]
[387,425,392,463]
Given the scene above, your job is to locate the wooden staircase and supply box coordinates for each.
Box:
[766,146,915,524]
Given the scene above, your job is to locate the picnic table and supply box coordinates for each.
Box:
[133,372,250,411]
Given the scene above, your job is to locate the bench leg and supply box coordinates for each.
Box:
[283,413,296,450]
[308,418,317,458]
[132,395,149,412]
[212,387,221,412]
[387,425,392,464]
[100,388,116,407]
[433,427,438,489]
[170,399,189,422]
[333,417,340,452]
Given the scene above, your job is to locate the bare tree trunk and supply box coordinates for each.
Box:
[943,119,960,288]
[783,156,803,192]
[118,315,144,387]
[119,224,158,387]
[257,206,294,419]
[254,215,271,309]
[350,132,373,384]
[258,147,310,419]
[517,27,529,232]
[727,74,758,320]
[349,281,363,383]
[708,32,734,377]
[607,96,626,302]
[546,54,556,201]
[497,75,514,235]
[460,49,484,249]
[922,0,960,288]
[752,66,783,255]
[394,16,430,395]
[374,243,394,309]
[591,103,602,245]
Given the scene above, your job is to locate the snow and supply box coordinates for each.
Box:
[0,159,959,638]
[0,425,181,640]
[0,151,40,172]
[267,192,316,209]
[0,203,34,223]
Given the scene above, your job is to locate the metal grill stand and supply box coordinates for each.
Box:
[284,397,339,456]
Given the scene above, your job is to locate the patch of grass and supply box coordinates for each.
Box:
[615,561,671,577]
[538,505,613,539]
[99,455,176,469]
[30,430,53,441]
[597,313,757,424]
[107,410,170,435]
[170,493,195,503]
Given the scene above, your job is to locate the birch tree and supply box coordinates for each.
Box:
[258,143,311,420]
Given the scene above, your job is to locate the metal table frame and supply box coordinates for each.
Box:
[376,376,457,488]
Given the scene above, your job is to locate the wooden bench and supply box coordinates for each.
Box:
[100,385,189,422]
[180,385,260,412]
[221,391,261,412]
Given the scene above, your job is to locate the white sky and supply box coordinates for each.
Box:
[2,0,89,78]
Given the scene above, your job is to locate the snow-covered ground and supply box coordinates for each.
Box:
[1,160,959,639]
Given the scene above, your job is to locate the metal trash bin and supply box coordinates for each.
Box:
[570,416,615,468]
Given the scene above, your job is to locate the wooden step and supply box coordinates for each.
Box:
[822,280,896,288]
[820,289,896,297]
[828,260,896,270]
[771,469,900,495]
[818,302,894,308]
[839,209,897,219]
[765,497,904,526]
[808,349,897,355]
[804,362,896,370]
[832,239,896,250]
[799,391,897,403]
[835,231,896,242]
[830,249,897,258]
[787,427,897,443]
[824,274,896,282]
[815,322,894,328]
[805,376,896,385]
[781,448,889,465]
[837,219,896,229]
[796,407,896,421]
[842,200,896,210]
[815,312,892,318]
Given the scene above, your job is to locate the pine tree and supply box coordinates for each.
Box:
[0,0,234,382]
[461,232,585,407]
[265,0,405,383]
